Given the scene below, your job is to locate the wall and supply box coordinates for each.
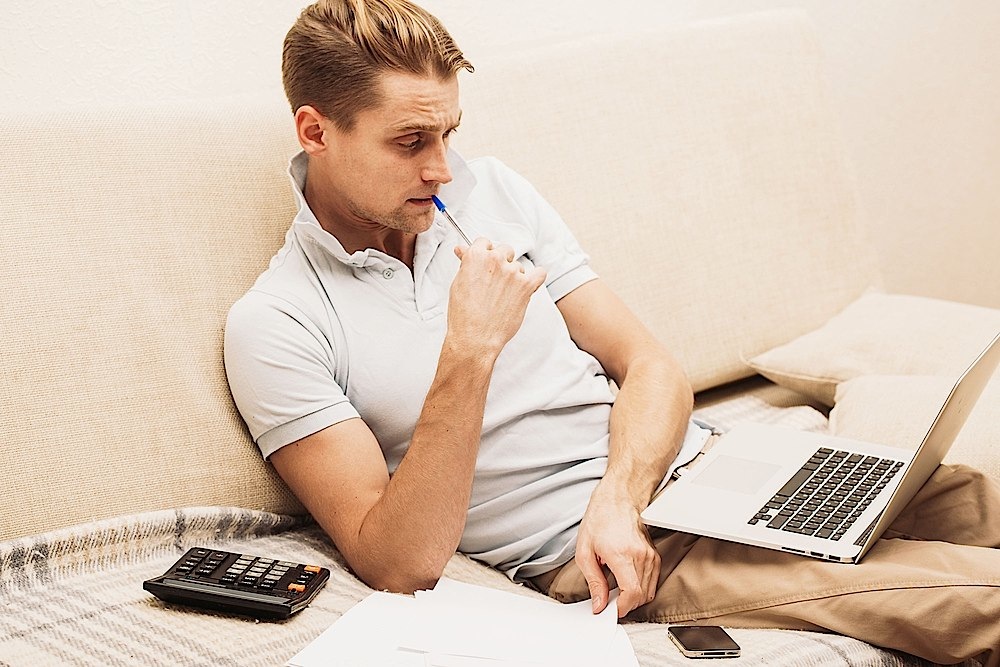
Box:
[3,0,998,308]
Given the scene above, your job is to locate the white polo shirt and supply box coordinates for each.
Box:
[225,150,701,579]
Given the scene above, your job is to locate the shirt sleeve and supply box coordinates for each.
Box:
[469,158,599,302]
[224,290,360,459]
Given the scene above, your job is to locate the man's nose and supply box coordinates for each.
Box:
[422,142,453,184]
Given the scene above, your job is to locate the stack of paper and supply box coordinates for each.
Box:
[286,578,638,666]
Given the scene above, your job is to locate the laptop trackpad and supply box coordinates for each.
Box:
[690,455,782,495]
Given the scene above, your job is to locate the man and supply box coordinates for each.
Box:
[225,1,1000,663]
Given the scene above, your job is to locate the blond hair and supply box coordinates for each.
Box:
[282,0,473,129]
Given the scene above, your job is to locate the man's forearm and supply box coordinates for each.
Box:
[597,348,693,508]
[352,342,496,591]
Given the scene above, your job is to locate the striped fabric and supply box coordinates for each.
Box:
[0,391,970,666]
[0,508,945,667]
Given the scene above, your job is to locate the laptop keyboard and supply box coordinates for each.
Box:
[748,447,905,541]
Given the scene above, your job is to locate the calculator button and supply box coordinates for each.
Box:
[304,565,321,573]
[287,583,306,593]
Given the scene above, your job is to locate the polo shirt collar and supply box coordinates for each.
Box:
[288,149,477,267]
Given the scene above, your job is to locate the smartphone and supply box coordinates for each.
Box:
[667,626,741,659]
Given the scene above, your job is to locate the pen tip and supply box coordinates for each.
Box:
[431,195,445,211]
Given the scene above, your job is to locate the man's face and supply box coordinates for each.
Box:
[315,71,461,236]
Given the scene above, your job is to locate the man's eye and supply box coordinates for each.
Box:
[398,136,421,150]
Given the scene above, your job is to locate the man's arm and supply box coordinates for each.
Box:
[556,278,694,617]
[271,240,546,593]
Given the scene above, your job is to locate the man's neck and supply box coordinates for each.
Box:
[303,174,418,270]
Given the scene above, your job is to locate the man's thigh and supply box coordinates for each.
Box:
[538,463,1000,622]
[885,463,1000,546]
[634,529,998,621]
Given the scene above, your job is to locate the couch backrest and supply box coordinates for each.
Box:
[0,105,306,540]
[456,10,880,391]
[0,11,879,540]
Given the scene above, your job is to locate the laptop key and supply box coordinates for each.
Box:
[775,468,814,498]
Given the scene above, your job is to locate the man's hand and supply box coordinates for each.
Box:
[575,489,661,618]
[450,239,546,354]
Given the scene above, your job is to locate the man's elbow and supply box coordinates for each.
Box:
[353,550,450,595]
[644,346,695,404]
[364,563,443,595]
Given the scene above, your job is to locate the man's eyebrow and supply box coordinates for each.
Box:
[390,111,462,134]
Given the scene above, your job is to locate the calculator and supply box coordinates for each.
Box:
[143,547,330,620]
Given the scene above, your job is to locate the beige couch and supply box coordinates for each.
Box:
[1,10,997,666]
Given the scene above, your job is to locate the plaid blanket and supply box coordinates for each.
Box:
[0,391,964,666]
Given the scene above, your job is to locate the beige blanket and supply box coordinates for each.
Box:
[0,393,953,666]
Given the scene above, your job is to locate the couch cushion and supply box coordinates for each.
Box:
[747,292,1000,405]
[455,10,880,392]
[829,374,1000,481]
[0,103,306,539]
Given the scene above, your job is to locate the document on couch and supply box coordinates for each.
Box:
[285,578,637,667]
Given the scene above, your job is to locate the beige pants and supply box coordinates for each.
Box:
[531,461,1000,665]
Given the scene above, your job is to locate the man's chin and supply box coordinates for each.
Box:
[383,207,435,235]
[407,203,438,230]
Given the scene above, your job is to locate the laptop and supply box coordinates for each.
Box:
[641,330,1000,564]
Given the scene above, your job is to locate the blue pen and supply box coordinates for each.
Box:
[431,195,473,245]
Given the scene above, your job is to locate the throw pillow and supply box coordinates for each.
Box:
[746,292,1000,405]
[829,374,999,480]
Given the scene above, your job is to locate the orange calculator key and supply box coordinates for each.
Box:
[287,583,306,593]
[304,565,321,573]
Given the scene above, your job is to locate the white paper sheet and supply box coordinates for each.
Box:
[423,627,637,667]
[400,578,618,665]
[285,592,424,667]
[285,578,637,667]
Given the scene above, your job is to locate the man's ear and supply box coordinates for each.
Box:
[294,105,329,156]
